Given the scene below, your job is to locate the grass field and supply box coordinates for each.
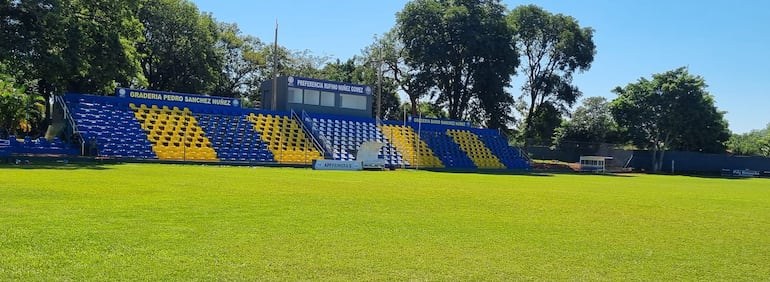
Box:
[1,163,769,280]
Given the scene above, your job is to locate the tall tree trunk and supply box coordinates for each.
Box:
[658,149,666,173]
[409,95,418,118]
[523,90,537,146]
[38,79,54,137]
[651,144,669,173]
[656,133,671,173]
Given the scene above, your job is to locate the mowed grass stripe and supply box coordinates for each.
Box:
[1,164,769,280]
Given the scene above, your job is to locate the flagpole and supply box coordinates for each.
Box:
[271,20,278,110]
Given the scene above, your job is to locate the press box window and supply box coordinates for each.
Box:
[320,91,335,107]
[340,94,366,110]
[303,89,320,105]
[288,87,303,104]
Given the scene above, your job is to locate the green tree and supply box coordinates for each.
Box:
[610,67,730,172]
[416,101,447,119]
[63,0,146,93]
[318,58,359,84]
[1,0,145,123]
[262,46,329,78]
[213,22,266,103]
[553,96,621,145]
[525,102,562,145]
[761,134,770,157]
[727,124,770,157]
[0,74,45,137]
[397,101,448,120]
[283,49,329,79]
[317,58,401,120]
[508,5,595,141]
[358,42,404,121]
[256,41,336,110]
[369,29,432,118]
[138,0,222,94]
[396,0,519,124]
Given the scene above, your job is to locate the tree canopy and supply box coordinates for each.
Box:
[396,0,519,128]
[610,67,730,171]
[0,0,349,132]
[138,0,222,94]
[368,29,432,119]
[508,5,595,141]
[727,124,770,157]
[553,96,621,145]
[1,0,751,154]
[212,22,267,105]
[0,73,45,137]
[0,0,147,134]
[317,57,401,120]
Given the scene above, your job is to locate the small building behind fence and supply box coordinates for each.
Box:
[579,156,610,172]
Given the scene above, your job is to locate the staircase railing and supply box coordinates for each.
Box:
[624,154,634,169]
[302,111,335,158]
[292,109,325,158]
[55,95,86,155]
[496,127,532,166]
[518,147,533,164]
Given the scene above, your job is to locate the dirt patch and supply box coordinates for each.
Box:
[532,160,579,171]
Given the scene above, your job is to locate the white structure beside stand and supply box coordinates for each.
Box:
[579,156,609,173]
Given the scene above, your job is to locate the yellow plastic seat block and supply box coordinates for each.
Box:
[378,124,443,168]
[246,114,323,164]
[447,129,504,169]
[131,104,218,162]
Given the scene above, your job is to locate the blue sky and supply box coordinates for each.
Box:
[192,0,770,134]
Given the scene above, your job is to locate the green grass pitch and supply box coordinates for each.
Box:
[1,163,769,280]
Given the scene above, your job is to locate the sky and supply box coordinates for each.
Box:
[192,0,770,134]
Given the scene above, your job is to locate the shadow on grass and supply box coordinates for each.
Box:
[679,173,761,180]
[0,157,119,170]
[419,169,642,178]
[570,172,637,178]
[417,169,555,177]
[0,163,117,170]
[525,171,638,178]
[612,171,766,180]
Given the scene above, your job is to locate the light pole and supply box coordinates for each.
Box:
[403,102,408,127]
[271,21,279,111]
[376,47,382,121]
[364,42,384,121]
[416,109,421,170]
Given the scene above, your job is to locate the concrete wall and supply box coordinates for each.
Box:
[629,150,770,173]
[526,143,770,174]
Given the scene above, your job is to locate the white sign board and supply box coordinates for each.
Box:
[357,141,386,169]
[312,160,363,171]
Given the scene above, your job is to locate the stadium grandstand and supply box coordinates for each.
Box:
[1,76,531,170]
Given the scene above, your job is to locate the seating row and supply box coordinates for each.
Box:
[131,103,217,161]
[447,129,506,169]
[62,94,529,169]
[65,95,156,158]
[4,136,80,155]
[305,114,407,165]
[196,114,274,162]
[247,113,323,164]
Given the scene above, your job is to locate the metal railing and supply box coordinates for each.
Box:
[292,110,325,157]
[301,111,334,158]
[624,154,634,169]
[55,95,86,155]
[518,147,533,165]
